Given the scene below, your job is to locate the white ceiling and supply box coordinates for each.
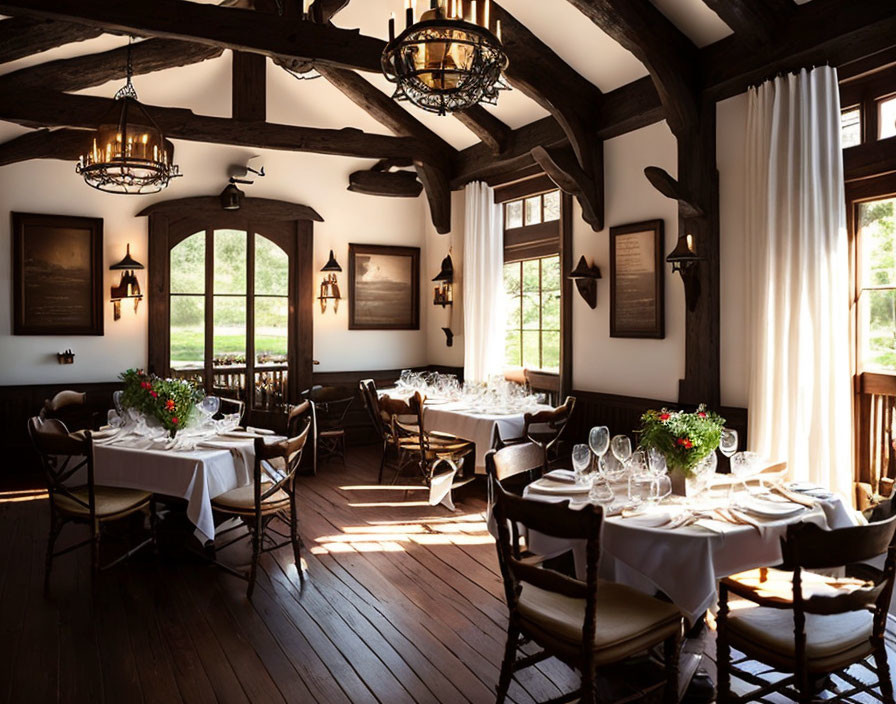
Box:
[0,0,814,151]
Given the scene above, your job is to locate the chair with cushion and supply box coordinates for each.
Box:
[210,418,311,597]
[490,477,683,703]
[27,416,155,592]
[359,379,413,484]
[302,385,353,467]
[717,516,896,703]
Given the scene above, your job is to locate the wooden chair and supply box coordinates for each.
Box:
[359,379,412,484]
[717,516,896,703]
[302,385,353,467]
[287,400,316,474]
[490,477,683,703]
[40,389,103,431]
[379,391,473,489]
[27,416,155,592]
[502,396,576,471]
[524,369,560,406]
[210,418,311,598]
[485,442,546,497]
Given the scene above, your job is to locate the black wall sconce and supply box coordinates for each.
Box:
[220,182,244,210]
[318,249,342,313]
[432,254,454,307]
[442,327,454,347]
[109,244,144,320]
[666,233,703,312]
[568,255,601,309]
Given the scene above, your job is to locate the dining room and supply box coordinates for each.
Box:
[2,1,896,702]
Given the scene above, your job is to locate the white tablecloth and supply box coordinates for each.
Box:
[93,437,267,542]
[519,484,859,624]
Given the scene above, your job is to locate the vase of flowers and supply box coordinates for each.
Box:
[119,369,204,437]
[638,404,725,496]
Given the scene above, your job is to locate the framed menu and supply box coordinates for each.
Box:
[609,220,664,339]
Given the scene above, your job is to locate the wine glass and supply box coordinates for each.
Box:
[646,447,667,477]
[571,444,592,485]
[730,451,762,497]
[588,426,610,473]
[112,390,124,414]
[611,435,632,465]
[198,395,220,419]
[720,429,739,459]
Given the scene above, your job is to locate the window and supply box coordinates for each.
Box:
[856,196,896,372]
[499,186,563,372]
[841,106,862,148]
[169,229,290,412]
[879,95,896,140]
[503,256,560,371]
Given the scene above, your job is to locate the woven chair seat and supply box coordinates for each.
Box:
[211,483,290,514]
[54,486,151,519]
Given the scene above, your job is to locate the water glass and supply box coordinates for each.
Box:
[627,471,653,508]
[589,476,615,506]
[571,444,591,484]
[651,475,672,503]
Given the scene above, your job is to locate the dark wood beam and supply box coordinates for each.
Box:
[0,88,434,162]
[315,64,454,233]
[0,0,384,72]
[563,0,699,138]
[0,128,88,166]
[844,135,896,182]
[0,17,102,64]
[455,106,510,154]
[644,166,704,219]
[137,195,323,221]
[311,0,349,24]
[532,145,603,230]
[232,51,266,121]
[0,38,223,93]
[348,169,422,198]
[700,0,795,46]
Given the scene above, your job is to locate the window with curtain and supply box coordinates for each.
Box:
[169,229,290,412]
[500,189,561,372]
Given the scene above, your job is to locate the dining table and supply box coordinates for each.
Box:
[518,473,861,626]
[91,428,285,543]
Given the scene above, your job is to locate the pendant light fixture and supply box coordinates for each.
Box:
[382,0,509,115]
[76,37,181,194]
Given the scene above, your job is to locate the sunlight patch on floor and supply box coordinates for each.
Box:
[0,489,48,503]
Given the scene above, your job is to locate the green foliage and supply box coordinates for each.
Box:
[119,369,204,436]
[638,405,726,477]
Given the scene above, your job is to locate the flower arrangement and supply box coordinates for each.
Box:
[119,369,204,436]
[638,404,726,477]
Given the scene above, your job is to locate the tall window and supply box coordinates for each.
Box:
[501,189,561,372]
[856,196,896,373]
[169,229,290,411]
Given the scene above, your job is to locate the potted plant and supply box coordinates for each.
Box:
[119,368,204,437]
[638,405,725,496]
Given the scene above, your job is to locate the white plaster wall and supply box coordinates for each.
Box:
[571,120,685,400]
[717,93,750,407]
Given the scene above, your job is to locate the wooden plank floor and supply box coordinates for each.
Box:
[0,445,893,703]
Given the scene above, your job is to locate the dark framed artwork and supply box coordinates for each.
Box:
[609,219,664,339]
[348,243,420,330]
[12,212,104,336]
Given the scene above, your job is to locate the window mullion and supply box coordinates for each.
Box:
[204,228,214,395]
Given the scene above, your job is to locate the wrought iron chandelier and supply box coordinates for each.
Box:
[382,0,509,115]
[76,38,181,194]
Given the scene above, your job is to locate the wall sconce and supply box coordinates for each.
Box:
[568,255,601,309]
[318,249,342,313]
[666,233,703,312]
[109,244,144,320]
[220,181,244,210]
[432,254,453,307]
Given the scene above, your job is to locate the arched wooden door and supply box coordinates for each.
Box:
[140,196,320,428]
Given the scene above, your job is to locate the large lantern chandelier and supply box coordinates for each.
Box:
[382,0,509,115]
[76,38,181,194]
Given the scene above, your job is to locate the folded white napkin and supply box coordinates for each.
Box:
[527,479,591,495]
[246,426,274,436]
[543,469,577,485]
[620,511,672,528]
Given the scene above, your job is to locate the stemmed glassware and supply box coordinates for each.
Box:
[720,429,738,461]
[588,426,609,469]
[571,444,592,486]
[611,434,632,465]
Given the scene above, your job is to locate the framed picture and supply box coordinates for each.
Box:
[348,244,420,330]
[12,212,104,336]
[609,219,664,339]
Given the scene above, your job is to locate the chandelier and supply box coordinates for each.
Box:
[382,0,509,115]
[76,39,181,194]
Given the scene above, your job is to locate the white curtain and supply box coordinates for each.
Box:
[463,181,504,383]
[745,66,853,499]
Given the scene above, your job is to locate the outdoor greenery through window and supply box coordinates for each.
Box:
[858,198,896,371]
[169,230,289,371]
[503,256,561,372]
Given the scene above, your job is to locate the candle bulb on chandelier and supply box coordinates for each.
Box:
[471,0,477,24]
[686,233,695,253]
[496,18,502,40]
[484,0,489,30]
[389,12,395,40]
[405,0,413,27]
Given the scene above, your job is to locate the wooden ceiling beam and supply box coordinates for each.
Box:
[0,128,88,166]
[0,16,102,64]
[0,0,384,72]
[0,88,434,162]
[0,38,223,93]
[700,0,795,46]
[563,0,699,138]
[454,106,511,154]
[232,51,266,122]
[348,168,423,198]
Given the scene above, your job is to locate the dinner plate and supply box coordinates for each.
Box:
[737,496,805,518]
[527,478,591,495]
[91,428,120,440]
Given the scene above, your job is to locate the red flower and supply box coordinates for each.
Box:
[676,437,693,449]
[697,411,707,418]
[150,391,158,398]
[165,399,175,411]
[141,381,151,390]
[659,412,671,421]
[171,417,179,425]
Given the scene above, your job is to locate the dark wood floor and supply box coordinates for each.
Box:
[0,445,893,703]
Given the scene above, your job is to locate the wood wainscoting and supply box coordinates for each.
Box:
[568,389,748,472]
